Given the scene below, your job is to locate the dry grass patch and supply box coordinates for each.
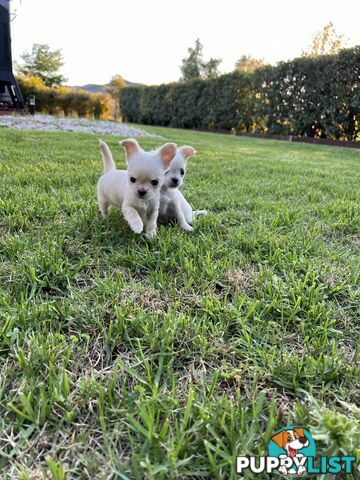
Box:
[223,265,259,295]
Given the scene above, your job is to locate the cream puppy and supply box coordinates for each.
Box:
[159,146,205,231]
[97,139,177,237]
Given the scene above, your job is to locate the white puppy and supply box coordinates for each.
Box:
[159,146,206,231]
[97,139,177,237]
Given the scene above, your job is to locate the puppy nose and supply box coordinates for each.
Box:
[299,437,308,444]
[138,189,147,197]
[171,177,178,185]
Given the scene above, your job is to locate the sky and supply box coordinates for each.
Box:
[9,0,360,86]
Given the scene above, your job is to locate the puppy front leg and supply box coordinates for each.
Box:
[122,205,143,234]
[278,455,288,476]
[175,202,193,232]
[181,198,193,225]
[145,206,159,238]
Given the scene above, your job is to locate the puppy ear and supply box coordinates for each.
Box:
[294,428,305,437]
[271,431,287,449]
[158,142,177,168]
[120,139,141,160]
[180,146,197,160]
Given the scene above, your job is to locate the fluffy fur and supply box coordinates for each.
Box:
[97,139,177,237]
[159,146,206,231]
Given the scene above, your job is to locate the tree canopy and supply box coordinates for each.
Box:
[302,22,348,57]
[105,74,126,99]
[180,39,222,81]
[235,55,267,73]
[18,43,67,87]
[105,74,126,119]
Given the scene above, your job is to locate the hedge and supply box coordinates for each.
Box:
[120,47,360,140]
[17,76,115,119]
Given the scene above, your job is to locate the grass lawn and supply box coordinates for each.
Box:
[0,125,359,479]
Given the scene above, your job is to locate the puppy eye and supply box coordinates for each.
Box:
[180,169,185,176]
[287,436,292,441]
[151,179,159,186]
[130,177,136,183]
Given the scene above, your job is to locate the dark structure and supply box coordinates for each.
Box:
[0,0,24,111]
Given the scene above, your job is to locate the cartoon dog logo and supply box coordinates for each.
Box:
[270,427,312,476]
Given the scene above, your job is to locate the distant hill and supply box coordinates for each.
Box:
[73,80,144,95]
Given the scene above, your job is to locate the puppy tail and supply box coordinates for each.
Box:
[99,140,116,173]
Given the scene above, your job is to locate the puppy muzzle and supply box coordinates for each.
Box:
[137,189,147,198]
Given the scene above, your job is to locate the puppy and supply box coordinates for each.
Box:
[272,428,309,476]
[97,139,177,237]
[159,146,206,231]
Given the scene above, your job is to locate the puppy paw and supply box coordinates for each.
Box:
[181,223,193,232]
[145,222,157,237]
[278,466,288,476]
[278,456,288,476]
[145,229,157,238]
[297,466,306,476]
[131,222,143,234]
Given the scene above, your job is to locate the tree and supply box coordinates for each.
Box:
[202,57,222,79]
[180,39,222,81]
[235,55,266,73]
[105,74,126,98]
[180,39,203,81]
[105,74,126,119]
[18,43,66,87]
[302,22,348,57]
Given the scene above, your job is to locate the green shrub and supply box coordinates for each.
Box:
[120,46,360,140]
[17,76,115,120]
